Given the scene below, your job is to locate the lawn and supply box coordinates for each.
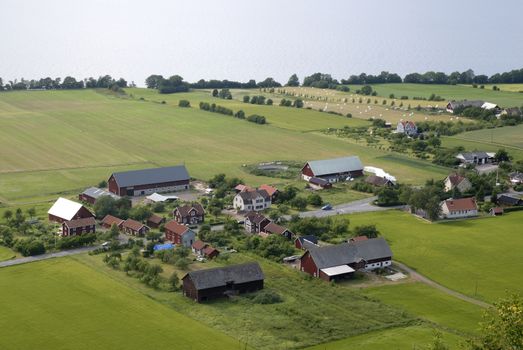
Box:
[0,89,449,205]
[362,283,483,334]
[303,325,463,350]
[75,252,415,350]
[343,210,523,302]
[0,258,243,350]
[0,246,15,261]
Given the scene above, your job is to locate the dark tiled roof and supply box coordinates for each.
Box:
[297,235,318,245]
[498,194,522,206]
[307,238,392,269]
[147,214,165,224]
[175,203,205,218]
[457,152,490,161]
[263,222,289,235]
[365,175,392,186]
[309,177,330,186]
[64,217,96,229]
[238,189,270,203]
[111,165,189,187]
[183,262,264,290]
[447,173,467,186]
[448,100,485,109]
[245,212,269,225]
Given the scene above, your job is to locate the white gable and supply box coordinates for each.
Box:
[47,197,83,221]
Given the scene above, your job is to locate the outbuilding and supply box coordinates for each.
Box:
[62,217,96,236]
[122,219,150,236]
[79,187,120,205]
[182,262,264,302]
[108,165,190,197]
[302,156,363,183]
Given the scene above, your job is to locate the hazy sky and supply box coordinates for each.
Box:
[1,0,522,86]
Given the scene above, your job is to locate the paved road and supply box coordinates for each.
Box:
[0,246,98,268]
[394,261,491,309]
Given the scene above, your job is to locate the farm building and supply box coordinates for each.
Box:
[308,177,332,190]
[490,207,504,216]
[446,100,499,113]
[365,175,395,187]
[300,238,393,281]
[261,222,293,239]
[48,197,94,223]
[301,156,363,183]
[233,189,271,212]
[173,203,205,225]
[164,221,196,247]
[444,174,472,193]
[147,214,165,228]
[182,262,264,302]
[122,219,150,236]
[497,194,523,207]
[244,212,271,234]
[456,152,494,165]
[78,187,120,205]
[295,235,319,250]
[101,214,124,229]
[396,121,418,136]
[62,217,96,236]
[108,165,190,197]
[440,197,478,219]
[145,192,179,203]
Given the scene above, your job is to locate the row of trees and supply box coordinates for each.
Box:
[0,75,130,91]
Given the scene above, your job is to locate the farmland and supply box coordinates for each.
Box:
[0,89,450,205]
[343,210,523,302]
[0,258,243,350]
[0,246,15,261]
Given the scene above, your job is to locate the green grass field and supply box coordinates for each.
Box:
[0,89,450,205]
[0,258,244,350]
[0,246,15,261]
[367,84,523,107]
[344,210,523,302]
[362,283,483,334]
[303,326,463,350]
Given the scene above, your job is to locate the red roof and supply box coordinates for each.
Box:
[263,222,288,235]
[165,220,189,235]
[235,184,253,192]
[447,173,467,186]
[147,214,165,224]
[259,184,278,197]
[123,219,147,231]
[64,217,96,229]
[192,240,207,250]
[102,214,124,226]
[444,197,477,211]
[203,246,219,256]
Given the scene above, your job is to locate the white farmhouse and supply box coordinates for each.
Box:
[440,197,478,219]
[233,189,271,212]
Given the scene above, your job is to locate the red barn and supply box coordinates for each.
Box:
[62,217,96,236]
[108,165,190,197]
[147,214,165,228]
[48,197,94,223]
[164,221,196,247]
[122,219,149,236]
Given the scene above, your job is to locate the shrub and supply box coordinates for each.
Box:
[178,99,191,107]
[250,290,283,304]
[247,114,266,124]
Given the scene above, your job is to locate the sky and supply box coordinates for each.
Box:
[1,0,522,86]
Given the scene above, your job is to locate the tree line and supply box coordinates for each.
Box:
[0,75,132,91]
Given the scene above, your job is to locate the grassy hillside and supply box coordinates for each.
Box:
[344,210,523,302]
[0,246,15,261]
[0,89,449,205]
[443,124,523,154]
[368,84,523,107]
[0,258,243,350]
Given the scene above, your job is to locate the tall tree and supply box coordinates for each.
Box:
[287,74,300,86]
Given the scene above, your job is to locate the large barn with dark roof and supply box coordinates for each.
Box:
[301,156,363,183]
[108,165,190,196]
[182,262,264,302]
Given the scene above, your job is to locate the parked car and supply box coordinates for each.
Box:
[321,204,332,210]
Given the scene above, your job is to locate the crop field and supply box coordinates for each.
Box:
[445,123,523,150]
[344,210,523,302]
[472,84,523,93]
[0,258,243,350]
[269,86,459,124]
[0,89,450,205]
[303,326,463,350]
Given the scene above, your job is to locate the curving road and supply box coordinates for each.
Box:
[0,246,98,268]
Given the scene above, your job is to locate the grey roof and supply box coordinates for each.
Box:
[306,156,363,177]
[111,165,189,187]
[307,238,392,269]
[457,152,490,161]
[238,189,270,203]
[448,100,484,109]
[297,235,318,245]
[498,194,522,206]
[309,177,329,186]
[82,187,120,200]
[183,262,264,290]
